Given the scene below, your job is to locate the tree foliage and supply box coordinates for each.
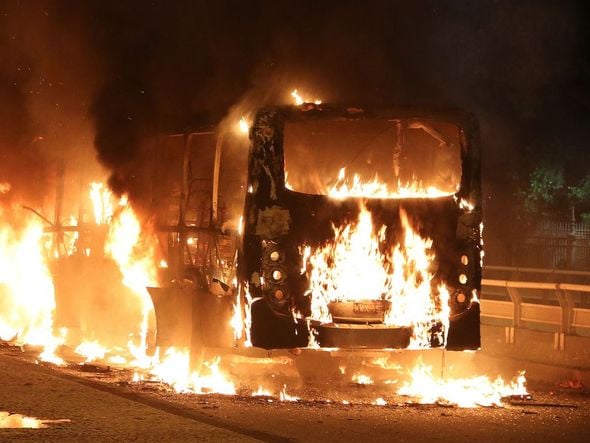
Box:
[520,165,590,221]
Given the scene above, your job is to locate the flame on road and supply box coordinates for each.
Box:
[252,386,273,397]
[145,347,236,395]
[0,411,70,429]
[352,373,374,385]
[397,361,528,407]
[279,385,300,402]
[75,340,110,363]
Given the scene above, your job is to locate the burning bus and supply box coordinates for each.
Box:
[39,101,481,368]
[239,104,481,352]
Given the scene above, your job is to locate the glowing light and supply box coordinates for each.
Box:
[238,215,243,236]
[291,89,322,106]
[238,117,250,134]
[230,286,243,342]
[0,412,69,429]
[398,361,528,408]
[89,182,114,224]
[455,196,475,211]
[75,341,109,363]
[279,385,299,402]
[153,349,236,395]
[303,205,450,348]
[328,168,452,200]
[105,200,157,365]
[252,386,273,397]
[352,373,374,385]
[0,208,64,363]
[109,355,127,365]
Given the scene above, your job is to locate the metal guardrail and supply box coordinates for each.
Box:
[485,265,590,279]
[481,275,590,336]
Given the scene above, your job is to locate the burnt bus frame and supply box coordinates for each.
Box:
[239,104,482,351]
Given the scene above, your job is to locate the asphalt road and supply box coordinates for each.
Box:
[0,349,589,442]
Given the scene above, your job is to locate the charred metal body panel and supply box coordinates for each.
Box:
[240,105,482,351]
[148,282,234,364]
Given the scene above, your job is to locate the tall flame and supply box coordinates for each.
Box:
[0,206,64,364]
[104,200,157,364]
[303,205,449,348]
[89,182,114,224]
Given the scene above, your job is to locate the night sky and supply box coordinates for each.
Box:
[1,0,588,228]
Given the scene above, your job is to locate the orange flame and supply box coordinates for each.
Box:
[75,341,110,363]
[104,200,157,364]
[0,206,64,364]
[329,168,454,200]
[398,361,528,407]
[0,182,11,194]
[291,89,322,106]
[238,116,250,134]
[147,347,236,395]
[252,386,273,397]
[89,182,114,224]
[279,385,299,402]
[303,205,450,348]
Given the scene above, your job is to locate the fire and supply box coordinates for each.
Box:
[230,287,244,342]
[89,182,114,224]
[279,385,299,402]
[398,361,528,408]
[0,412,69,429]
[0,182,11,194]
[352,373,374,385]
[329,168,453,200]
[291,89,322,106]
[148,347,236,395]
[456,197,475,211]
[252,386,273,397]
[104,201,158,364]
[0,206,64,364]
[232,283,256,347]
[303,205,450,348]
[238,116,250,134]
[0,180,243,395]
[75,340,109,363]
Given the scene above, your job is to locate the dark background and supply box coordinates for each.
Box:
[1,0,589,261]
